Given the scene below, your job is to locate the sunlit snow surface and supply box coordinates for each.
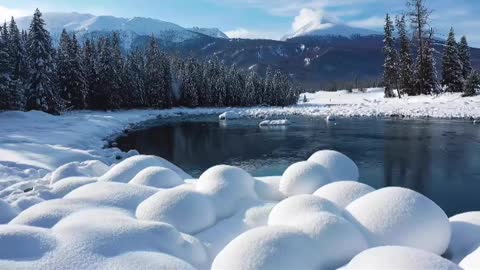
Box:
[1,89,480,269]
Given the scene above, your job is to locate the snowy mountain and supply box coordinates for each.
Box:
[189,27,228,39]
[16,12,200,43]
[283,19,381,40]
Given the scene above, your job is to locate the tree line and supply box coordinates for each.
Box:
[383,0,478,98]
[0,9,301,114]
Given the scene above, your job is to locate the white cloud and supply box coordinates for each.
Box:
[348,16,384,29]
[0,6,29,22]
[225,27,282,40]
[292,8,334,33]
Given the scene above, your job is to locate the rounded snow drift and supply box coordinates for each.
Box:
[460,247,480,270]
[447,211,480,263]
[308,150,359,181]
[0,199,17,224]
[255,176,285,201]
[0,225,57,261]
[129,167,184,188]
[211,226,317,270]
[50,177,97,198]
[100,251,196,270]
[136,188,216,234]
[345,246,461,270]
[196,165,257,218]
[313,181,374,208]
[268,194,341,226]
[50,160,109,184]
[346,187,451,255]
[99,155,191,183]
[279,161,331,196]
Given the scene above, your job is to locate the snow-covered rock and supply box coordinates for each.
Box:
[196,165,257,218]
[64,181,157,213]
[255,176,285,201]
[259,119,290,127]
[346,187,451,255]
[129,167,184,188]
[268,194,341,226]
[279,161,331,196]
[99,155,191,183]
[218,111,241,120]
[313,181,374,208]
[0,199,17,224]
[346,246,461,270]
[460,247,480,270]
[211,226,318,270]
[49,160,109,184]
[447,211,480,263]
[50,176,97,197]
[136,187,216,234]
[308,150,359,181]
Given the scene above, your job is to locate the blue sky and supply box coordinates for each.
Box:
[1,0,479,46]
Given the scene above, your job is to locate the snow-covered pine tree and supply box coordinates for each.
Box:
[67,34,87,109]
[57,29,71,105]
[213,64,227,107]
[422,29,441,95]
[180,58,200,107]
[125,48,146,108]
[0,24,16,110]
[463,71,480,97]
[442,28,464,93]
[94,37,116,109]
[245,70,261,106]
[383,13,398,98]
[264,67,274,105]
[145,36,168,108]
[396,15,415,96]
[458,36,472,81]
[26,9,63,114]
[111,32,125,108]
[159,47,172,108]
[82,38,97,109]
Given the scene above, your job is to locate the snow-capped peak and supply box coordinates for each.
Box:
[189,27,228,39]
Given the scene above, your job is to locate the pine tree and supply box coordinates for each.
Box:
[125,48,146,108]
[111,32,124,107]
[26,9,63,114]
[145,36,171,108]
[458,36,472,80]
[422,29,441,94]
[0,24,17,110]
[442,28,464,93]
[67,34,87,109]
[463,71,480,97]
[383,13,398,98]
[264,67,274,105]
[82,38,97,109]
[396,15,415,96]
[180,58,200,107]
[94,37,116,109]
[57,29,71,105]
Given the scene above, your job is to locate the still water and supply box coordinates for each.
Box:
[115,115,480,216]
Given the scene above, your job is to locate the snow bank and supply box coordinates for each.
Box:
[49,160,109,184]
[268,195,341,226]
[346,187,451,255]
[99,155,191,183]
[0,225,57,260]
[255,176,285,201]
[279,161,331,196]
[196,165,257,218]
[313,181,374,208]
[50,177,97,197]
[447,212,480,263]
[136,187,216,234]
[259,119,290,127]
[345,246,461,270]
[0,199,17,224]
[99,251,196,270]
[64,181,158,212]
[129,167,184,188]
[308,150,359,181]
[218,111,241,120]
[460,247,480,270]
[211,226,318,270]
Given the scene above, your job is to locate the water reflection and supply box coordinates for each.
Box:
[115,116,480,215]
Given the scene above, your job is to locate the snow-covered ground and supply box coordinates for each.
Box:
[1,89,480,269]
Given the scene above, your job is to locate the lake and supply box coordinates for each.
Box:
[115,115,480,216]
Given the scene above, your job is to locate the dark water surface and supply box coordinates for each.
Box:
[115,115,480,216]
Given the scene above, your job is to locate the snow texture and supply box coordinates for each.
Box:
[313,181,374,208]
[129,166,184,188]
[346,187,451,255]
[255,176,285,201]
[308,150,359,181]
[279,161,331,196]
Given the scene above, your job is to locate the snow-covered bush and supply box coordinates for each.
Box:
[346,187,451,255]
[313,181,374,208]
[308,150,359,181]
[279,161,331,196]
[129,167,184,188]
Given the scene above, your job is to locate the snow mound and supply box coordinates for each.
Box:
[345,246,461,270]
[211,226,318,270]
[313,181,374,208]
[308,150,359,181]
[196,165,257,218]
[129,167,184,188]
[52,208,208,268]
[460,247,480,270]
[49,160,109,184]
[268,194,341,226]
[219,111,241,120]
[447,212,480,263]
[9,199,97,228]
[50,176,97,197]
[279,161,331,196]
[346,187,451,255]
[0,199,17,224]
[259,119,290,127]
[136,187,216,234]
[0,225,56,260]
[64,181,158,212]
[255,176,285,201]
[11,196,44,211]
[99,155,191,183]
[294,212,368,269]
[99,251,196,270]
